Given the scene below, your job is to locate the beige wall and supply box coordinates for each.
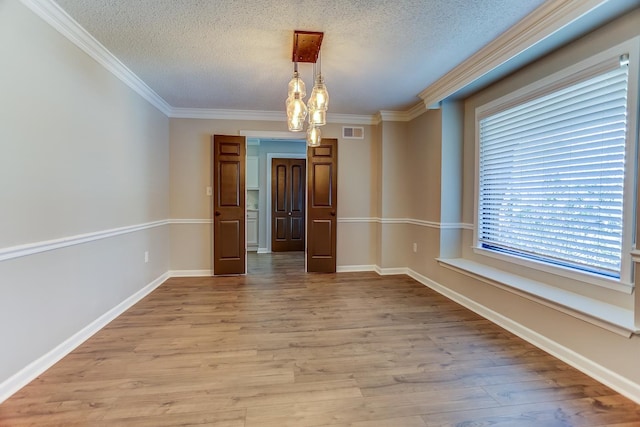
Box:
[460,9,640,306]
[0,0,170,386]
[375,121,410,269]
[379,121,410,218]
[432,9,640,390]
[407,109,442,222]
[169,118,378,271]
[373,122,384,267]
[404,109,444,274]
[371,8,640,396]
[3,0,639,405]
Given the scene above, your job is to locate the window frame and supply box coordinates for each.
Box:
[473,38,640,293]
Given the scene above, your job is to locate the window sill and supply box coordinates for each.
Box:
[472,246,633,293]
[437,257,637,337]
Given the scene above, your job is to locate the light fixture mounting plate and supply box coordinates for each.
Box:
[292,30,324,63]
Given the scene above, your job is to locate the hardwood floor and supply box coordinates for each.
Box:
[1,253,639,426]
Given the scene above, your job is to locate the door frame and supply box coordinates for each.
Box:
[266,152,306,254]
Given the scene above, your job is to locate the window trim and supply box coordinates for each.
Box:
[473,37,640,292]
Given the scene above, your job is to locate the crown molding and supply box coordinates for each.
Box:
[28,0,595,126]
[417,0,609,107]
[375,101,430,123]
[377,110,411,122]
[170,108,377,125]
[406,102,428,119]
[20,0,172,116]
[239,130,303,140]
[327,113,378,125]
[169,108,286,121]
[20,0,414,126]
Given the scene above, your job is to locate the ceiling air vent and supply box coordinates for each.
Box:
[342,126,364,139]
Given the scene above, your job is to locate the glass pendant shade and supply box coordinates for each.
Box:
[284,38,328,137]
[286,93,307,132]
[307,124,321,147]
[308,108,326,126]
[287,71,306,99]
[308,74,329,112]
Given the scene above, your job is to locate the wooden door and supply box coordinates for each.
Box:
[307,139,338,272]
[272,158,306,252]
[213,135,245,275]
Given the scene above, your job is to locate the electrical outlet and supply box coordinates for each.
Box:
[206,186,212,196]
[144,251,149,263]
[412,243,417,253]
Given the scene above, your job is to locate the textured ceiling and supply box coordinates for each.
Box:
[53,0,549,114]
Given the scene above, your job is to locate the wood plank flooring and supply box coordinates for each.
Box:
[1,252,639,426]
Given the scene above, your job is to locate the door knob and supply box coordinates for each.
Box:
[288,212,292,216]
[215,211,221,216]
[330,211,336,216]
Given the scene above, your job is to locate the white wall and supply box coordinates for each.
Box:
[0,0,170,391]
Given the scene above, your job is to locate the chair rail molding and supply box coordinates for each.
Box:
[0,220,169,262]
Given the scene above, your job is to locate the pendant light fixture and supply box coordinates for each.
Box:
[287,70,306,99]
[286,91,307,132]
[307,124,322,147]
[285,30,329,146]
[308,59,329,127]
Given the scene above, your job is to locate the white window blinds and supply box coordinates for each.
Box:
[478,62,629,278]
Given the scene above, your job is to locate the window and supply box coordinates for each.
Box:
[476,49,635,286]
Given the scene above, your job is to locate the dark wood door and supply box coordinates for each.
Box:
[272,158,306,252]
[307,139,338,272]
[213,135,245,275]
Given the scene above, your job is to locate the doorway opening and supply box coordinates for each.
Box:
[244,135,307,275]
[247,252,305,275]
[233,131,338,276]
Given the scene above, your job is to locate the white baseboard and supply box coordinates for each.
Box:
[169,269,213,277]
[257,248,270,254]
[337,265,377,273]
[6,265,637,407]
[406,268,640,405]
[0,272,170,404]
[375,266,408,275]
